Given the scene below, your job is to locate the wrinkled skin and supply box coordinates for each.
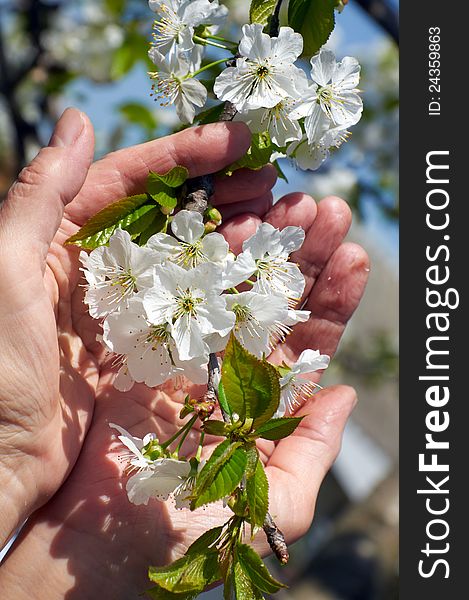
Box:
[0,109,369,598]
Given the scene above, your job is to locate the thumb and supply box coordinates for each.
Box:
[0,108,94,266]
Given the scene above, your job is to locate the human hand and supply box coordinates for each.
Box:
[0,108,277,546]
[0,169,369,598]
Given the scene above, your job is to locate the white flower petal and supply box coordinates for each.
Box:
[271,27,303,64]
[114,366,135,392]
[279,226,305,255]
[332,56,361,89]
[200,233,229,263]
[310,48,336,86]
[239,23,271,60]
[171,210,205,243]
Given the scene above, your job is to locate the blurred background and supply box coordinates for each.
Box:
[0,1,399,597]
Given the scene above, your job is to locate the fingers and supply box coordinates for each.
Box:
[265,191,318,233]
[212,164,277,206]
[292,196,352,299]
[65,123,254,226]
[220,191,273,221]
[0,108,94,267]
[265,385,357,541]
[273,242,370,366]
[218,213,262,254]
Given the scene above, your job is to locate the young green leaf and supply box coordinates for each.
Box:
[246,459,269,529]
[148,166,189,189]
[233,560,264,599]
[249,0,277,26]
[191,440,240,496]
[192,446,248,509]
[146,167,188,210]
[137,210,169,245]
[148,551,220,594]
[65,194,152,249]
[237,544,286,594]
[218,382,232,419]
[273,159,289,182]
[253,416,304,441]
[288,0,336,56]
[221,334,281,428]
[147,586,198,600]
[224,132,273,176]
[196,103,226,125]
[202,420,229,437]
[186,526,224,556]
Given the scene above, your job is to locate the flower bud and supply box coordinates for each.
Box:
[205,206,222,225]
[160,205,174,216]
[204,220,218,234]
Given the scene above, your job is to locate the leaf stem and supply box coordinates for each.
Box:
[176,416,197,457]
[161,415,198,451]
[195,432,205,462]
[193,35,233,51]
[187,58,231,79]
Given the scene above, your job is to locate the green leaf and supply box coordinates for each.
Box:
[111,43,137,79]
[147,586,198,600]
[119,102,157,132]
[253,416,304,441]
[218,382,232,419]
[187,527,224,555]
[221,334,281,428]
[65,194,152,249]
[203,420,229,437]
[233,560,264,599]
[125,205,159,237]
[237,545,286,594]
[137,210,169,245]
[246,459,269,529]
[149,551,220,594]
[224,132,273,176]
[249,0,277,26]
[192,446,248,509]
[190,440,241,503]
[273,159,288,182]
[148,166,189,189]
[288,0,336,56]
[196,103,226,125]
[111,29,148,79]
[146,167,188,209]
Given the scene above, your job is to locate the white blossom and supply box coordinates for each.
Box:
[289,48,362,143]
[143,262,235,361]
[109,423,157,473]
[214,24,305,112]
[80,229,157,319]
[225,291,289,357]
[149,47,207,123]
[277,349,330,415]
[241,223,306,303]
[126,458,192,505]
[149,0,227,58]
[287,127,350,171]
[236,96,304,147]
[103,297,208,390]
[148,210,229,268]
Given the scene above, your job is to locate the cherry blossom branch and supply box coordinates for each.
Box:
[263,513,289,565]
[206,353,230,423]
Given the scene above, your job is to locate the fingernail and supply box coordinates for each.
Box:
[49,108,85,148]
